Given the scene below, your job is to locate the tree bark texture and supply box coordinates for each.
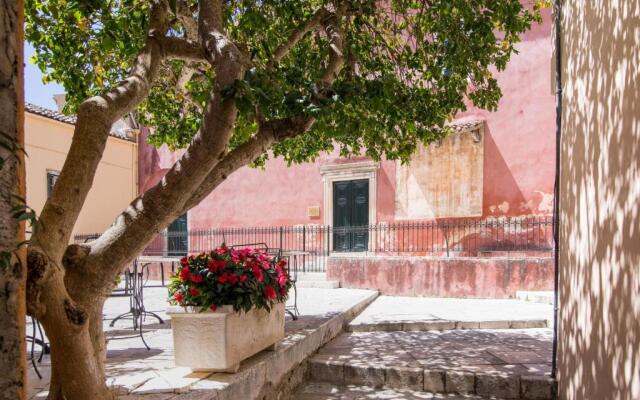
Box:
[0,0,27,399]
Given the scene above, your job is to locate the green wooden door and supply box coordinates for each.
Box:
[167,214,188,256]
[333,179,369,251]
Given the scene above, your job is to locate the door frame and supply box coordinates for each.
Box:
[319,160,378,252]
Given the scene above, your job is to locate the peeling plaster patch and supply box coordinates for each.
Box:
[520,200,534,212]
[535,191,554,213]
[498,201,510,214]
[395,128,484,219]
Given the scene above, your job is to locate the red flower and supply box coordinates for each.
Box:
[207,259,226,272]
[215,247,227,255]
[180,257,189,267]
[191,273,203,283]
[277,273,288,288]
[217,272,229,284]
[189,287,199,296]
[239,274,248,283]
[179,266,190,282]
[279,287,287,296]
[210,304,217,312]
[264,285,277,301]
[174,292,184,303]
[227,274,238,284]
[277,260,287,268]
[251,266,264,283]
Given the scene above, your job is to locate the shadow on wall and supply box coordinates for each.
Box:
[482,124,530,216]
[559,1,640,400]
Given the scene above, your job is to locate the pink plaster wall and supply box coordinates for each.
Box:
[137,9,555,228]
[460,9,556,217]
[327,256,554,298]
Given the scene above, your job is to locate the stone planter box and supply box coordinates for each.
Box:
[167,302,285,372]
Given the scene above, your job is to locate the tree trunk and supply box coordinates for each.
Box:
[27,247,114,400]
[0,0,27,398]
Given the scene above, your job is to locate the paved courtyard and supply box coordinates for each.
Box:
[27,286,555,399]
[316,328,552,374]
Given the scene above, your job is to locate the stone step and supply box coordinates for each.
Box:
[348,319,549,333]
[296,272,331,281]
[347,296,553,333]
[296,280,341,289]
[295,273,340,288]
[295,381,493,399]
[516,291,554,305]
[308,356,554,399]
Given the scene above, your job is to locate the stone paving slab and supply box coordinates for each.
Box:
[28,287,378,400]
[295,381,497,399]
[348,297,552,333]
[309,329,554,399]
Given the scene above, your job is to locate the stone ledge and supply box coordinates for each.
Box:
[348,319,548,333]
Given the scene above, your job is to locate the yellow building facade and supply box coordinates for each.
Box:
[24,103,138,240]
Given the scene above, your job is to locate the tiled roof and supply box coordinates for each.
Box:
[25,102,136,142]
[25,102,77,124]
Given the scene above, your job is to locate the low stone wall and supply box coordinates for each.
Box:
[327,256,554,298]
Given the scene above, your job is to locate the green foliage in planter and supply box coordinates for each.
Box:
[168,246,292,313]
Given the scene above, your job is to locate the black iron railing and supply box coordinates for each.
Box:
[75,215,554,272]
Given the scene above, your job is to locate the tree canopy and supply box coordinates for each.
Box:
[27,0,543,164]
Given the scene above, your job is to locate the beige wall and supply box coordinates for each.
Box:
[559,1,640,399]
[24,113,138,239]
[395,128,484,219]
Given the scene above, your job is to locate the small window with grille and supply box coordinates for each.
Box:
[47,170,59,197]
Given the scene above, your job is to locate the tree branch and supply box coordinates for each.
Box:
[176,0,198,41]
[84,3,346,285]
[174,66,203,111]
[158,37,206,62]
[182,115,314,211]
[182,11,346,211]
[269,7,330,67]
[84,0,249,280]
[319,12,345,87]
[31,1,171,261]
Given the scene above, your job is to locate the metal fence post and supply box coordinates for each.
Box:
[302,225,306,273]
[326,225,330,269]
[443,223,450,257]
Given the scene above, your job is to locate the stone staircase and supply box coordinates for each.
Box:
[295,272,340,289]
[293,297,556,400]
